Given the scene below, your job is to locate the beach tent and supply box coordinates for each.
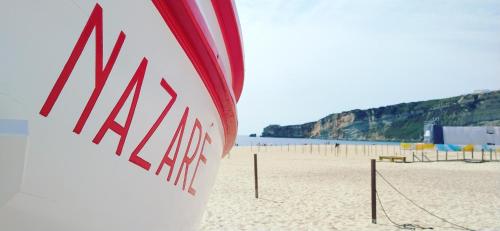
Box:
[436,144,462,152]
[481,145,495,151]
[400,143,413,150]
[416,143,435,150]
[462,144,474,152]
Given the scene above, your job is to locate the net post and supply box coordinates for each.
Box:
[371,159,377,224]
[253,153,258,199]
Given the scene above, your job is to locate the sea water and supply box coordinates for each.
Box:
[235,135,399,146]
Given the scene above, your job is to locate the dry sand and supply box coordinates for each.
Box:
[200,145,500,231]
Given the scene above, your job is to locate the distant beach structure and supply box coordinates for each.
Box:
[424,120,499,145]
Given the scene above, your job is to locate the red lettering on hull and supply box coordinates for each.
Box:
[129,78,177,171]
[155,107,189,181]
[92,58,148,155]
[174,118,202,191]
[39,4,126,136]
[189,133,211,196]
[39,3,214,197]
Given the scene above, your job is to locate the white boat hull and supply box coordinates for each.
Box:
[0,1,243,230]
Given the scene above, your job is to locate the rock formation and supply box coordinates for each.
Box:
[262,90,500,142]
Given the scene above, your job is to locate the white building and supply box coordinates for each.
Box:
[443,126,500,145]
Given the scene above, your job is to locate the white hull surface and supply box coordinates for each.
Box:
[0,1,244,230]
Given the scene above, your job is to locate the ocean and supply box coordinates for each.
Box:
[235,135,400,146]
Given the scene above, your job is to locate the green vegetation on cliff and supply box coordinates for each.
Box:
[262,90,500,142]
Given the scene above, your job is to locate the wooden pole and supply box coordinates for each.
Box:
[436,150,439,161]
[445,150,448,161]
[481,149,484,162]
[254,153,258,199]
[371,159,377,224]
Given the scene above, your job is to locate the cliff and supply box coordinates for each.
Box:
[261,90,500,142]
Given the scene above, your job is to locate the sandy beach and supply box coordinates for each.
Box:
[200,145,500,231]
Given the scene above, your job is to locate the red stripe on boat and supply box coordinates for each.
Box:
[211,0,244,102]
[152,0,240,157]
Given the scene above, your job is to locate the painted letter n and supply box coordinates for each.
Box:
[39,3,126,134]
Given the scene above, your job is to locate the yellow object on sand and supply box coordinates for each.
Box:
[415,143,424,150]
[423,144,435,150]
[463,144,474,152]
[415,143,435,150]
[400,143,413,150]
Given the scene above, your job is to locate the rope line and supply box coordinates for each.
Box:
[376,170,475,231]
[376,190,433,230]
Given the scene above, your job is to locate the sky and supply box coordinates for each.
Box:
[233,0,500,135]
